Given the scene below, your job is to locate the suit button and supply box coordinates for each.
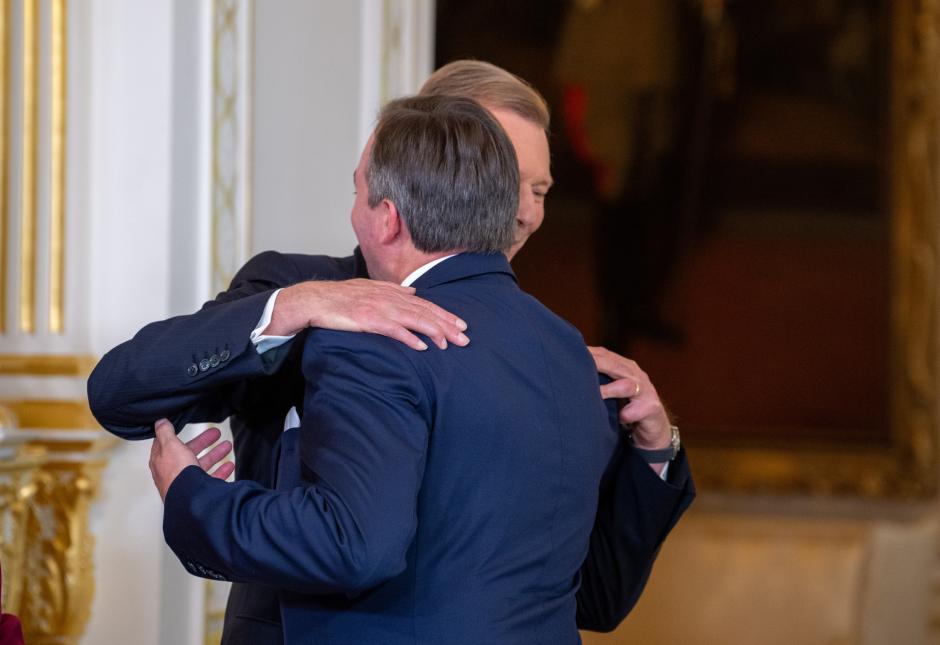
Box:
[209,354,220,368]
[187,364,198,377]
[199,358,211,372]
[220,349,230,362]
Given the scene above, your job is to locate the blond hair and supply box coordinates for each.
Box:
[419,60,550,131]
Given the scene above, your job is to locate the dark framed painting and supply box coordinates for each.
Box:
[436,0,939,497]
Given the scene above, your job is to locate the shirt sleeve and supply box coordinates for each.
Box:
[250,289,297,354]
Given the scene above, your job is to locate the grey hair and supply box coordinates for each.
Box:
[367,94,519,254]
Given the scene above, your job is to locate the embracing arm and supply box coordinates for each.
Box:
[575,347,695,632]
[576,435,694,631]
[88,250,467,440]
[87,251,319,439]
[159,332,430,594]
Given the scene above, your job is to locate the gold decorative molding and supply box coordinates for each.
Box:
[19,452,112,644]
[0,400,96,430]
[0,419,43,619]
[49,0,68,334]
[0,354,96,377]
[207,2,252,638]
[694,0,940,498]
[18,0,38,334]
[0,412,116,644]
[203,580,228,645]
[210,0,252,296]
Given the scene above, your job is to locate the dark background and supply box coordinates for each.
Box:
[436,0,890,445]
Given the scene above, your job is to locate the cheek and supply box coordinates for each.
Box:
[516,189,534,224]
[529,202,545,232]
[517,195,544,235]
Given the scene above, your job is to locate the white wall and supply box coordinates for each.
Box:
[249,0,435,259]
[250,1,361,258]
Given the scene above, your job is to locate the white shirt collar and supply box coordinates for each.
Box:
[401,254,458,287]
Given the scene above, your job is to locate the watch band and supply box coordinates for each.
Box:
[630,425,680,463]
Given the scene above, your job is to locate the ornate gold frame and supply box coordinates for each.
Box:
[692,0,940,498]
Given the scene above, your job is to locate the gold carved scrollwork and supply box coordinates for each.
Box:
[0,410,43,618]
[695,0,940,498]
[0,398,116,645]
[16,430,114,645]
[20,460,107,644]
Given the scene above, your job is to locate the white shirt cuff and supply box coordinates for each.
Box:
[250,289,296,354]
[660,462,670,480]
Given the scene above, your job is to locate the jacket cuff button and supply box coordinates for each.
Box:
[199,358,211,372]
[186,364,198,377]
[209,354,220,368]
[220,349,231,362]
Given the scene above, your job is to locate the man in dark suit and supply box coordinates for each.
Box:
[145,93,658,644]
[88,61,693,642]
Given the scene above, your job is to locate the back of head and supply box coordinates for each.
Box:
[368,94,519,254]
[420,60,550,132]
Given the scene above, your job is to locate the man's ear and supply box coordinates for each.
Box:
[378,199,403,244]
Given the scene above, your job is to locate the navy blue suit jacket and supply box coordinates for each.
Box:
[159,253,674,643]
[88,249,693,642]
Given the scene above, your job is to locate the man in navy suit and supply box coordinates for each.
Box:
[144,94,661,643]
[89,61,693,642]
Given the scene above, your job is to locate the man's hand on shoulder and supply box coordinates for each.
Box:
[265,279,470,352]
[588,346,673,469]
[149,420,234,502]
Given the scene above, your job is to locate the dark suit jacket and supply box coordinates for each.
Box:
[88,249,693,643]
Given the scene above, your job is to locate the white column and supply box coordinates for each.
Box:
[82,2,172,643]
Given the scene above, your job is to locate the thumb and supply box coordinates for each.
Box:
[154,418,176,442]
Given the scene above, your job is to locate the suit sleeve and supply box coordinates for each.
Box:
[87,251,310,439]
[575,403,695,632]
[161,332,430,595]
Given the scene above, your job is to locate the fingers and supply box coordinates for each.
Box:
[365,281,468,347]
[407,306,470,350]
[185,426,222,455]
[382,324,430,352]
[197,440,232,472]
[587,346,674,448]
[599,377,642,400]
[618,396,665,426]
[154,418,176,442]
[181,427,233,474]
[365,287,469,351]
[154,421,233,476]
[588,345,637,380]
[414,297,467,333]
[210,461,235,481]
[379,290,467,350]
[589,347,653,406]
[303,279,470,351]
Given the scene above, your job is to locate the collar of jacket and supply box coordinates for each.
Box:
[410,252,517,290]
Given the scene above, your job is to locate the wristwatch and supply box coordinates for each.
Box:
[630,425,680,463]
